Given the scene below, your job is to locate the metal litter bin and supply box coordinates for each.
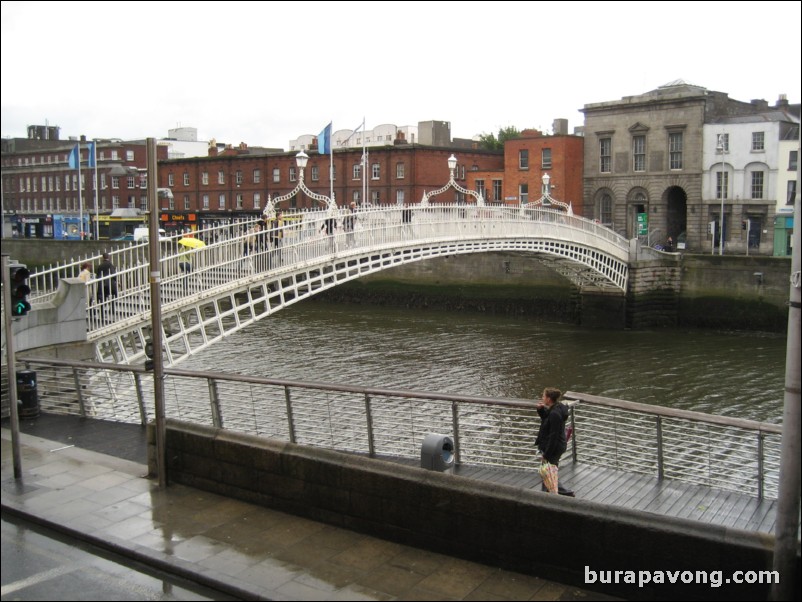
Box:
[17,370,39,418]
[420,434,454,471]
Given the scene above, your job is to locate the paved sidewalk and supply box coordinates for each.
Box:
[2,428,615,601]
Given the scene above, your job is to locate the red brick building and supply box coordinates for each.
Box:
[158,143,504,232]
[502,129,584,213]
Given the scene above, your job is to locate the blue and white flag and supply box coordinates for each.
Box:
[318,122,332,155]
[68,144,80,169]
[87,141,96,168]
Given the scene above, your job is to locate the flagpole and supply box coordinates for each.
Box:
[362,117,367,206]
[329,121,334,205]
[78,146,84,239]
[92,142,99,240]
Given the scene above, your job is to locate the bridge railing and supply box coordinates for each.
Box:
[22,204,630,336]
[8,356,781,500]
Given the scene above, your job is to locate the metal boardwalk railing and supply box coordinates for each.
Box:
[7,356,782,505]
[20,205,631,363]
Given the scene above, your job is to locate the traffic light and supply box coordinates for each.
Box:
[10,266,31,316]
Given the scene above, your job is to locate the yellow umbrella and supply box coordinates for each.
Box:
[177,237,206,249]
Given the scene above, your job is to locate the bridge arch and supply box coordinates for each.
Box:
[19,205,633,366]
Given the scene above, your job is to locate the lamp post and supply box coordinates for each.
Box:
[421,154,484,206]
[717,134,727,255]
[264,150,335,218]
[542,173,551,206]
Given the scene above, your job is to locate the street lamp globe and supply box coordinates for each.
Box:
[447,154,457,171]
[295,150,309,170]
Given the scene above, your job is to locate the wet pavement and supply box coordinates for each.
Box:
[2,415,619,600]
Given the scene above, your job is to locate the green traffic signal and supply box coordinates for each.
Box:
[10,266,31,317]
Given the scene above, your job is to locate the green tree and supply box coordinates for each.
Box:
[477,126,521,150]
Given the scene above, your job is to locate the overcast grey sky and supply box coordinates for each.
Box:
[2,1,800,149]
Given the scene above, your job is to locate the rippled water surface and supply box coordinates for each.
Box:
[181,302,788,423]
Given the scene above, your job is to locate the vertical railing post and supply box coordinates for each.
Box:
[132,372,147,424]
[284,385,296,443]
[757,430,765,500]
[364,393,375,457]
[72,367,87,418]
[570,405,578,463]
[208,377,223,428]
[451,401,461,465]
[656,415,664,481]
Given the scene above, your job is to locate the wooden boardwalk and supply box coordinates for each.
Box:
[9,413,779,536]
[383,455,779,535]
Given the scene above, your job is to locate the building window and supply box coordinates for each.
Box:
[289,166,296,182]
[353,191,361,204]
[717,133,729,152]
[184,195,190,210]
[492,180,502,202]
[787,181,797,205]
[112,195,120,209]
[272,168,280,183]
[600,138,611,173]
[789,150,798,171]
[752,131,764,151]
[253,169,261,184]
[716,171,729,200]
[236,194,244,209]
[519,183,528,204]
[669,133,683,170]
[140,195,148,211]
[371,190,380,204]
[126,150,134,161]
[541,148,552,169]
[332,165,336,181]
[202,194,209,209]
[632,136,645,172]
[218,193,226,209]
[751,171,764,199]
[599,193,613,226]
[475,179,486,199]
[254,193,261,209]
[372,163,380,179]
[519,149,529,169]
[201,171,209,185]
[353,164,362,180]
[168,173,175,187]
[218,170,225,184]
[140,175,147,189]
[236,170,243,185]
[183,173,190,186]
[311,166,319,181]
[396,190,405,205]
[396,162,405,179]
[112,176,120,189]
[127,176,136,189]
[100,174,106,189]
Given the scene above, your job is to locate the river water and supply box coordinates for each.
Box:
[180,301,788,424]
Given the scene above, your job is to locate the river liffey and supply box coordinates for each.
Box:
[180,301,788,424]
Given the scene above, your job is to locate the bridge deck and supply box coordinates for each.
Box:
[6,413,778,536]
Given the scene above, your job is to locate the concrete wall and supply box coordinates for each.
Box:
[153,419,782,601]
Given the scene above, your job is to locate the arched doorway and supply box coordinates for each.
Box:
[665,186,687,245]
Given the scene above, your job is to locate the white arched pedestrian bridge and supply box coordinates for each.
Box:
[21,205,632,366]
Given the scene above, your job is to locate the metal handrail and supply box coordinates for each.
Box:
[6,356,783,500]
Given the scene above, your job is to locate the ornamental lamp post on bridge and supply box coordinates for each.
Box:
[420,154,485,206]
[263,150,336,219]
[521,172,573,214]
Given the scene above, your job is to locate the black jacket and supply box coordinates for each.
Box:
[535,402,568,465]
